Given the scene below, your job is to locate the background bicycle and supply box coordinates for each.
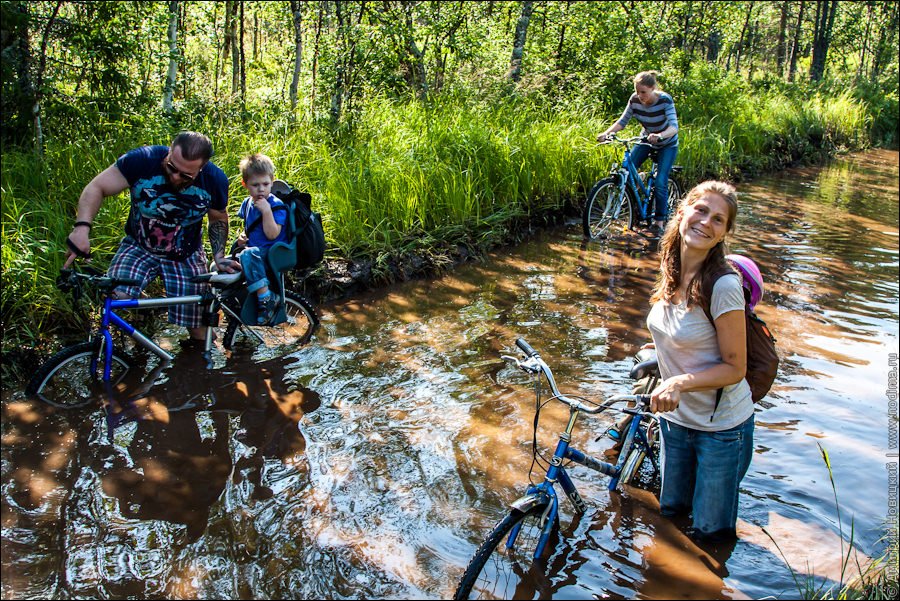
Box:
[582,134,684,240]
[453,339,661,601]
[25,265,319,409]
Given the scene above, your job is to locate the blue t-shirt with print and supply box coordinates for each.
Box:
[115,145,229,260]
[238,194,289,251]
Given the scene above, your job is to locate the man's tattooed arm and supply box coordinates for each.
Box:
[207,208,237,272]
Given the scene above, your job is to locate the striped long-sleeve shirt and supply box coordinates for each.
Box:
[615,91,679,148]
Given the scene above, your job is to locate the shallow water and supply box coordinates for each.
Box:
[3,149,898,599]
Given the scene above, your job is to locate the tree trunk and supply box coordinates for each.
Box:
[239,0,246,107]
[788,0,806,82]
[33,0,63,154]
[872,2,899,79]
[253,6,258,61]
[734,3,753,74]
[162,0,179,113]
[213,1,220,97]
[229,1,240,96]
[331,1,346,124]
[311,2,323,113]
[289,0,303,111]
[402,2,428,99]
[810,0,838,81]
[856,3,872,81]
[507,0,533,82]
[776,1,789,77]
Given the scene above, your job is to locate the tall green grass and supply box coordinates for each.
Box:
[0,84,878,373]
[763,443,898,600]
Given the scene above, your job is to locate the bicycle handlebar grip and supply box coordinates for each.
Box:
[515,338,538,358]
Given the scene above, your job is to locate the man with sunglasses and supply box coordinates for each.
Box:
[64,131,235,342]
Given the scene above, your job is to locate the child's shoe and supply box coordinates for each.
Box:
[257,293,282,325]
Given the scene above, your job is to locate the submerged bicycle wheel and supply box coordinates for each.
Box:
[619,420,659,486]
[582,177,634,240]
[454,503,557,600]
[223,291,318,351]
[26,341,133,409]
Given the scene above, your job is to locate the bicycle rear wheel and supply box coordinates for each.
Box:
[582,177,633,240]
[454,503,556,600]
[619,420,659,486]
[26,341,133,409]
[223,291,318,351]
[667,175,683,216]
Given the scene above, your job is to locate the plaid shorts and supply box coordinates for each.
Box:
[108,236,209,328]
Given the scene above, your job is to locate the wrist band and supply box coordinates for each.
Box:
[66,236,91,259]
[74,221,92,230]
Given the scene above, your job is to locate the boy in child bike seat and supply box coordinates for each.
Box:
[232,153,290,325]
[645,181,753,542]
[63,131,235,342]
[598,70,679,237]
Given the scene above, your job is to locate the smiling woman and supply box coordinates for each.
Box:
[644,180,754,542]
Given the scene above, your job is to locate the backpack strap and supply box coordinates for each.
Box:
[701,267,737,422]
[245,204,288,235]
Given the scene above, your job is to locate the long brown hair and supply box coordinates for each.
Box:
[650,181,738,308]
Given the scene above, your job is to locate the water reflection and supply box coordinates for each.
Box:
[2,150,898,599]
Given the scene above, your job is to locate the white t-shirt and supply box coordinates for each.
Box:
[646,273,754,431]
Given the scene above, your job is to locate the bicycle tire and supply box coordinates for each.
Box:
[582,177,634,240]
[618,420,659,486]
[223,290,318,351]
[25,341,133,409]
[667,175,683,216]
[454,503,556,600]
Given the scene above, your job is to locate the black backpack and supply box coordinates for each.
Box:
[702,265,779,417]
[245,180,326,271]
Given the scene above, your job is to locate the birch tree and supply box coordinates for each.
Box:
[162,0,179,112]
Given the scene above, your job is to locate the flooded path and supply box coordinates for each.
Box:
[3,149,898,599]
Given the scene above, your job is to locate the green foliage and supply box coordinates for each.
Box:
[1,1,896,363]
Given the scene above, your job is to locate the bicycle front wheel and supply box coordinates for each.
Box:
[582,177,633,240]
[223,291,318,351]
[25,341,133,408]
[454,503,556,600]
[619,420,659,486]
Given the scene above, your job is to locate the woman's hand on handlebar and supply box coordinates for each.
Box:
[649,376,681,413]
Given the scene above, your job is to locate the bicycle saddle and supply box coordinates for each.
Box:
[630,354,659,380]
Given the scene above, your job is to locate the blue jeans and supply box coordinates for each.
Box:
[659,414,754,539]
[629,143,678,222]
[238,246,269,293]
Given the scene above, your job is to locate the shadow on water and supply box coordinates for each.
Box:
[2,149,898,599]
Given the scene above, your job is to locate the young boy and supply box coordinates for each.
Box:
[233,153,290,324]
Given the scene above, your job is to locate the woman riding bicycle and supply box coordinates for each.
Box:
[598,71,679,237]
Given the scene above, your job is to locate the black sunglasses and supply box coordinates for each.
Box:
[165,158,199,181]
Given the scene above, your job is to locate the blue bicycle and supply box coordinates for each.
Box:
[25,266,319,408]
[454,339,661,600]
[582,134,684,240]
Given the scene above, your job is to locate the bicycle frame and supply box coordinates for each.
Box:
[92,278,249,381]
[507,403,655,560]
[617,141,659,223]
[95,294,207,380]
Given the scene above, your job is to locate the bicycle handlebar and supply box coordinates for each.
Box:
[506,338,652,415]
[599,133,668,147]
[57,268,142,298]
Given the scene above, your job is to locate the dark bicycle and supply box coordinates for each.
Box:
[582,134,684,240]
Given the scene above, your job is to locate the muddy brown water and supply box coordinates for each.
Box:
[2,150,898,599]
